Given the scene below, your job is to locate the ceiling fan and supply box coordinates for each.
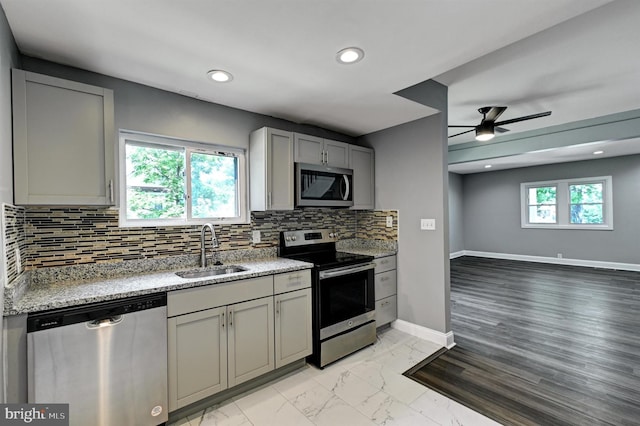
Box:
[449,106,552,141]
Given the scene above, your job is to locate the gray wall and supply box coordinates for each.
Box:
[448,172,464,254]
[361,113,451,334]
[20,57,356,156]
[463,155,640,264]
[1,3,20,403]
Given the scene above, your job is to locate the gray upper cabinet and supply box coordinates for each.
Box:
[293,133,349,168]
[349,145,375,210]
[249,127,294,211]
[12,69,115,206]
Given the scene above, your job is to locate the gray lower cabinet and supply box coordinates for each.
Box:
[374,255,397,327]
[167,271,311,411]
[168,307,227,410]
[227,297,275,387]
[167,276,275,411]
[11,69,115,206]
[274,271,312,368]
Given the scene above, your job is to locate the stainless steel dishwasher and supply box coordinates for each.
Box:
[27,293,168,426]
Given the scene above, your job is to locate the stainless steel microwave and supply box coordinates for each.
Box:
[295,163,353,207]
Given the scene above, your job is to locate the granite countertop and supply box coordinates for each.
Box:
[337,239,397,258]
[5,257,313,316]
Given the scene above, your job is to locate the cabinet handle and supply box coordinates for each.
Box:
[320,151,325,164]
[221,311,225,328]
[276,300,280,315]
[108,179,114,204]
[381,277,388,282]
[288,274,299,280]
[229,310,233,327]
[325,151,329,164]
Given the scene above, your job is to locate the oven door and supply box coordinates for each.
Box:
[296,162,353,207]
[317,262,375,340]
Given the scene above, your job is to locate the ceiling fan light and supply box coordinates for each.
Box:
[475,123,495,141]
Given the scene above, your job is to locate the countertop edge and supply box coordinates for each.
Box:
[4,259,313,316]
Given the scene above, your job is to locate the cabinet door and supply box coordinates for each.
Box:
[349,146,375,209]
[250,127,294,211]
[12,70,115,206]
[168,307,227,411]
[324,139,350,168]
[376,295,397,327]
[294,133,324,165]
[227,297,275,387]
[275,288,313,368]
[267,129,294,210]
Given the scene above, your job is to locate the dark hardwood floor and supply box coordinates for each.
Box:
[406,256,640,426]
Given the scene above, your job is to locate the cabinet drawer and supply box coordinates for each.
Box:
[374,255,396,274]
[274,270,311,294]
[168,276,273,317]
[376,295,397,328]
[375,270,396,300]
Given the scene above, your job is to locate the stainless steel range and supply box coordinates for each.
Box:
[280,229,376,368]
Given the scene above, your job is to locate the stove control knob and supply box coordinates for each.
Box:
[291,236,297,241]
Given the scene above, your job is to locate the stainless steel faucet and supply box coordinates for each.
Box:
[200,223,219,267]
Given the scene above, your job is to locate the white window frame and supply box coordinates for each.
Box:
[119,130,248,227]
[520,176,613,230]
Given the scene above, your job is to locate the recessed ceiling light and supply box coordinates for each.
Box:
[593,150,604,155]
[484,165,492,169]
[336,47,364,64]
[207,70,233,82]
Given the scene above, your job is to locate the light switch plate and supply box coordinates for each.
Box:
[420,218,436,231]
[386,216,393,228]
[252,230,261,244]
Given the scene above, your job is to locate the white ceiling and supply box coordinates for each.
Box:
[3,0,639,172]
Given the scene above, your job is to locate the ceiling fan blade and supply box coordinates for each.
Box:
[494,111,552,127]
[448,128,475,138]
[495,126,510,134]
[483,106,507,122]
[448,125,476,128]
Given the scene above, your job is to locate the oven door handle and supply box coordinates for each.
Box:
[319,262,376,279]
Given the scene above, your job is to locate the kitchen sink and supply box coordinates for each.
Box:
[175,265,247,279]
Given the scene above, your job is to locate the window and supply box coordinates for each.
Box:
[526,185,557,224]
[120,131,247,226]
[521,176,612,230]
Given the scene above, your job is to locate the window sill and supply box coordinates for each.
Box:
[521,224,613,231]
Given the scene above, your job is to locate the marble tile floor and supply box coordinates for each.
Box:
[169,328,501,426]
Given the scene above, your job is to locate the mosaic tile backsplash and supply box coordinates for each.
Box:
[3,205,398,279]
[3,204,27,284]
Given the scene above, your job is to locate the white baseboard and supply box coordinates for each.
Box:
[449,251,465,259]
[458,250,640,272]
[391,319,456,349]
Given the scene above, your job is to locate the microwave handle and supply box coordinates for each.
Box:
[340,175,350,201]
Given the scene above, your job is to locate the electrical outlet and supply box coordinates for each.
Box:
[252,230,261,244]
[420,218,436,231]
[386,216,393,228]
[557,253,563,259]
[15,248,22,274]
